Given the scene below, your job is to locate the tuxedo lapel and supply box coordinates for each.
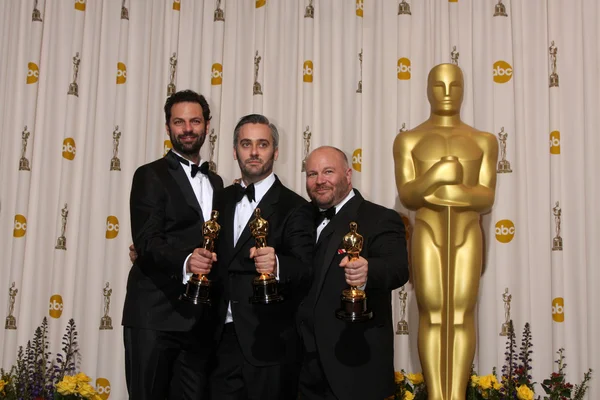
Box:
[165,151,202,218]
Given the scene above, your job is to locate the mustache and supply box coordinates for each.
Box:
[245,157,262,163]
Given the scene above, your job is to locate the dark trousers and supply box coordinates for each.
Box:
[124,326,212,400]
[210,323,299,400]
[298,348,338,400]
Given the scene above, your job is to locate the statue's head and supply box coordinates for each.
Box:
[427,63,464,116]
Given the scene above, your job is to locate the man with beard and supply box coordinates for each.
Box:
[297,146,410,400]
[123,90,224,399]
[209,114,314,400]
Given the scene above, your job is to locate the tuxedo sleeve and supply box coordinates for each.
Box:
[130,166,190,273]
[364,209,409,290]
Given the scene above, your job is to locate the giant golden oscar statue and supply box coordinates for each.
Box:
[393,63,498,400]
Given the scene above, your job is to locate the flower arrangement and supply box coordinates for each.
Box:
[0,318,101,400]
[391,321,593,400]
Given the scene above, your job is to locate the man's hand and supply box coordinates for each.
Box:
[129,244,137,263]
[187,248,217,275]
[249,246,277,275]
[339,255,368,287]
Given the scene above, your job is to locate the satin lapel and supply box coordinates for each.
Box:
[231,178,282,257]
[165,151,202,217]
[314,192,363,297]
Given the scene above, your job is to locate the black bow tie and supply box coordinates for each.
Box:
[234,183,255,203]
[316,206,336,225]
[172,153,209,178]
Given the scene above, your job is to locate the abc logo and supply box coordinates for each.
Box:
[552,297,564,322]
[549,131,560,154]
[164,140,172,156]
[13,214,27,238]
[397,58,411,80]
[62,138,77,160]
[256,0,265,8]
[27,62,40,84]
[495,219,515,243]
[211,63,223,85]
[493,61,513,84]
[49,294,64,319]
[116,62,127,84]
[352,148,362,172]
[356,0,363,17]
[303,60,313,83]
[172,0,180,10]
[74,0,86,11]
[96,378,111,400]
[106,216,120,239]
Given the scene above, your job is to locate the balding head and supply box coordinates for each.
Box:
[305,146,353,209]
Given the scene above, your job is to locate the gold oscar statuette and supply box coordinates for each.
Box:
[335,222,373,322]
[167,53,177,96]
[497,127,512,173]
[121,0,129,20]
[396,286,409,335]
[110,125,122,171]
[19,126,31,171]
[451,46,459,66]
[68,52,80,97]
[181,210,221,305]
[549,41,559,88]
[398,0,411,15]
[552,201,563,251]
[250,208,283,304]
[499,288,512,336]
[5,282,18,330]
[398,122,407,135]
[304,0,314,18]
[302,126,311,172]
[253,51,263,95]
[208,129,218,173]
[494,0,507,17]
[356,49,363,93]
[32,0,43,22]
[55,203,68,250]
[99,282,113,330]
[214,0,224,21]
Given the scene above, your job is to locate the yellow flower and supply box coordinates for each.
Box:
[74,372,92,383]
[77,382,98,399]
[478,374,494,390]
[404,391,415,400]
[56,375,78,395]
[516,384,534,400]
[407,373,424,385]
[395,371,405,384]
[470,375,480,387]
[493,381,502,391]
[0,378,6,392]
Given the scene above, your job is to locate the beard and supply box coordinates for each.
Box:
[169,127,206,157]
[236,150,275,182]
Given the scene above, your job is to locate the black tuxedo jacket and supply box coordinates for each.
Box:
[298,190,409,400]
[122,150,224,332]
[210,177,314,367]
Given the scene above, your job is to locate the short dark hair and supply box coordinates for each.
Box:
[164,90,211,125]
[233,114,279,149]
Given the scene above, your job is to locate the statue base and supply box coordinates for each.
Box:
[552,236,563,251]
[180,275,211,305]
[396,320,409,335]
[356,80,362,94]
[499,322,510,336]
[250,274,283,304]
[549,74,559,88]
[214,9,224,21]
[110,157,121,171]
[19,157,30,171]
[68,83,79,97]
[167,83,176,97]
[99,316,113,330]
[253,82,263,96]
[497,160,512,173]
[121,6,129,20]
[335,288,373,322]
[398,3,411,15]
[5,315,16,330]
[55,236,66,250]
[304,6,314,18]
[208,161,217,174]
[32,9,43,22]
[494,4,507,17]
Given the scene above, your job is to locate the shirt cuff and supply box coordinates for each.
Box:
[182,253,193,284]
[275,255,280,281]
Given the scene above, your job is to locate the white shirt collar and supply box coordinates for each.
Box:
[241,172,276,204]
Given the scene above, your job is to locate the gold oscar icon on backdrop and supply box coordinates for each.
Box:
[181,210,221,304]
[208,129,218,173]
[167,53,177,97]
[19,126,31,171]
[549,41,559,88]
[493,0,507,17]
[99,282,113,330]
[302,126,311,172]
[552,201,563,251]
[499,288,512,336]
[5,282,18,330]
[396,286,409,335]
[496,127,512,173]
[214,0,224,21]
[250,208,283,304]
[32,0,43,21]
[253,51,263,95]
[68,52,81,97]
[336,222,373,322]
[110,125,121,171]
[398,0,411,15]
[451,46,459,66]
[121,0,129,20]
[304,0,314,18]
[398,122,407,135]
[356,49,363,93]
[55,203,69,250]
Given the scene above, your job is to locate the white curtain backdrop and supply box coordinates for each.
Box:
[1,1,599,399]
